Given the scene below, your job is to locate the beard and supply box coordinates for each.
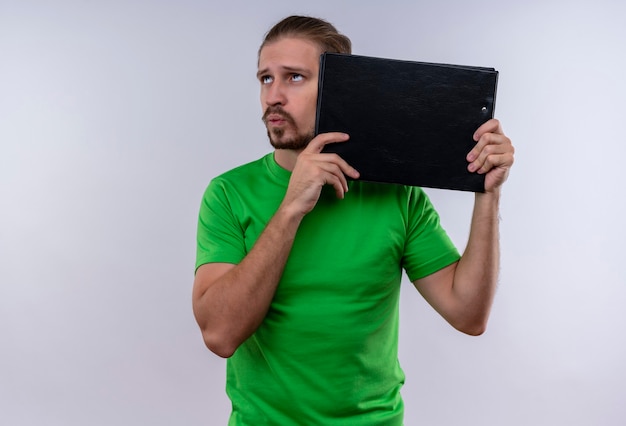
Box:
[262,106,314,150]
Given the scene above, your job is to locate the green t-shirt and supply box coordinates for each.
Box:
[196,153,460,425]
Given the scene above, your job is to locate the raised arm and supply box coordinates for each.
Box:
[412,119,514,335]
[192,133,359,358]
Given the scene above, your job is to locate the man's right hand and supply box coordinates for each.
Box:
[193,133,359,358]
[281,132,360,217]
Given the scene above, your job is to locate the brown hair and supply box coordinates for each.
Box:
[259,15,352,57]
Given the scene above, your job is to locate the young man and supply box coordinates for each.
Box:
[192,16,514,425]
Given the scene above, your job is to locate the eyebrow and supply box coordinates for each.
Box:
[256,65,310,79]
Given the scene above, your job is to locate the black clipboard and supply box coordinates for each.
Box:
[315,53,498,192]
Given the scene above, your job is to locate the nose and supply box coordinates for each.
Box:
[264,80,286,107]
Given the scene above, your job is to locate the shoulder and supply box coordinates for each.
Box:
[204,154,276,196]
[212,154,272,185]
[201,153,289,212]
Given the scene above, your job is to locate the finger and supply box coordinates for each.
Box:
[292,154,351,193]
[322,170,349,199]
[302,138,360,179]
[297,161,349,198]
[310,159,350,193]
[318,152,360,180]
[468,134,513,172]
[473,118,502,140]
[480,153,514,175]
[467,131,510,163]
[304,132,350,153]
[469,148,515,175]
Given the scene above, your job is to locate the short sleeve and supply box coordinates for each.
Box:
[195,178,246,272]
[401,188,461,282]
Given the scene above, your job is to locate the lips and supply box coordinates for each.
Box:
[263,107,295,127]
[266,114,286,125]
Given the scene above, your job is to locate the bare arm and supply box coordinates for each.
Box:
[413,119,514,335]
[192,133,359,358]
[192,208,301,358]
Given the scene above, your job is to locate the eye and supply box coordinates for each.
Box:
[291,74,303,82]
[260,75,273,84]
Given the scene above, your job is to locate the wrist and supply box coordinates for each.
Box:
[474,189,501,219]
[476,187,501,203]
[275,203,306,228]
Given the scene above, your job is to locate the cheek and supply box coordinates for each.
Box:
[301,99,317,128]
[304,91,318,116]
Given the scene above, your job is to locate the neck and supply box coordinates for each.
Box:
[273,148,303,172]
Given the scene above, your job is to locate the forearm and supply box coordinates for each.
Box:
[194,133,360,357]
[415,118,512,334]
[452,189,501,333]
[193,205,303,357]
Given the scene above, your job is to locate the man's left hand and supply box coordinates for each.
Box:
[466,118,515,193]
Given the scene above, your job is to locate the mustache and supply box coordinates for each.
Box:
[262,106,296,125]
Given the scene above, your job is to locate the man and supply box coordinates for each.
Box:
[192,15,514,425]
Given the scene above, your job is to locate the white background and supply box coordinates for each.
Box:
[1,0,625,424]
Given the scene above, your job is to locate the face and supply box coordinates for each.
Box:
[257,37,321,150]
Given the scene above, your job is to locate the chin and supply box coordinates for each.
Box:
[267,130,313,151]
